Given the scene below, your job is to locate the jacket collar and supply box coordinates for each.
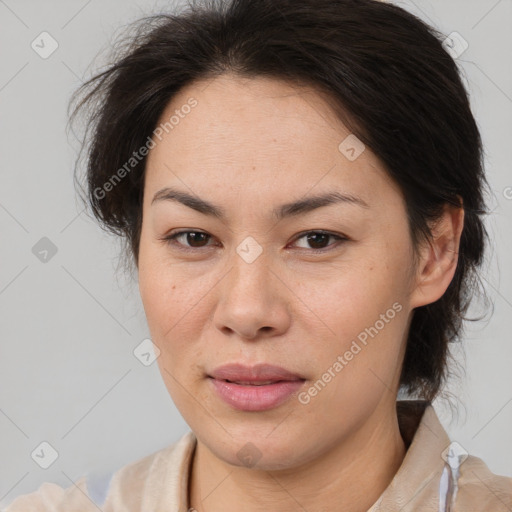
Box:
[369,400,451,511]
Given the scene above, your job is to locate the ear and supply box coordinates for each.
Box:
[409,198,465,309]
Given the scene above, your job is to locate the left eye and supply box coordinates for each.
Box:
[161,230,347,252]
[293,231,347,250]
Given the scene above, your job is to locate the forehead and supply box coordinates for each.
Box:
[154,73,347,146]
[144,73,399,208]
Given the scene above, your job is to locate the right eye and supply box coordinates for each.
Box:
[160,230,217,251]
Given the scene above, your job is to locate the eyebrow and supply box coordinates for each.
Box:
[151,186,370,221]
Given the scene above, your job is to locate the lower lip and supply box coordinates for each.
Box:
[209,378,306,411]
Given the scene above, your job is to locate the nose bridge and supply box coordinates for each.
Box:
[214,235,292,340]
[212,235,290,338]
[227,235,272,295]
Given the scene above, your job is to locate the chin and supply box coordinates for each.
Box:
[202,426,312,471]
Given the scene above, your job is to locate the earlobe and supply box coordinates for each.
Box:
[410,200,465,309]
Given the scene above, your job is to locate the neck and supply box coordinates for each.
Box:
[188,404,407,512]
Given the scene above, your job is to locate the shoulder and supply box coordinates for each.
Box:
[455,453,512,511]
[1,431,195,512]
[0,476,92,512]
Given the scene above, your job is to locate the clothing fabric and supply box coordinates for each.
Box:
[3,400,511,511]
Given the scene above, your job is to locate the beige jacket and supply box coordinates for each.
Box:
[3,401,511,511]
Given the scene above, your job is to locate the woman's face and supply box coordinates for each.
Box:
[138,73,423,469]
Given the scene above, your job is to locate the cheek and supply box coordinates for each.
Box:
[138,245,197,329]
[140,272,200,351]
[138,254,210,367]
[312,258,404,330]
[303,254,409,387]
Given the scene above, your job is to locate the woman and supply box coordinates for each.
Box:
[4,0,511,510]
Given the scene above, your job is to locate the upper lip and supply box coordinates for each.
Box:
[209,363,305,382]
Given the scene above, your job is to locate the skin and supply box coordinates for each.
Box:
[137,73,464,512]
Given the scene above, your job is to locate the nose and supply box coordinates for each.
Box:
[213,247,292,341]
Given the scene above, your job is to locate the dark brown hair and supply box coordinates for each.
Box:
[69,0,490,403]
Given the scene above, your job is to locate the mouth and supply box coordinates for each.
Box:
[208,362,305,383]
[206,362,306,411]
[218,378,302,386]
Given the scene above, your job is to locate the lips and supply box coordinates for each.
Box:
[208,363,306,411]
[208,362,305,384]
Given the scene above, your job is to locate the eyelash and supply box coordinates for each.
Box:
[159,230,348,253]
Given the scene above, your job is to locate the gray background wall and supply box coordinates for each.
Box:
[1,0,511,505]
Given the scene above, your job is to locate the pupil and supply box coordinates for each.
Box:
[188,232,208,247]
[307,233,328,249]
